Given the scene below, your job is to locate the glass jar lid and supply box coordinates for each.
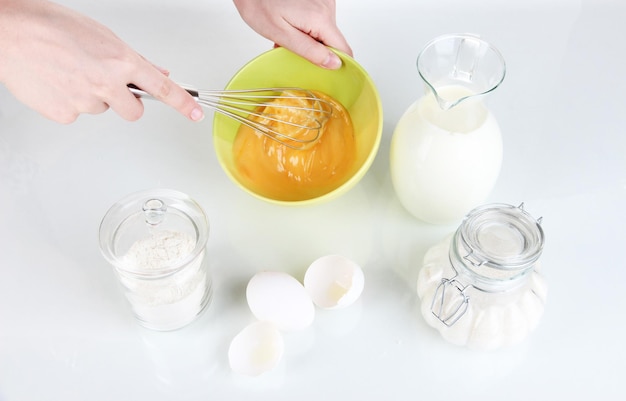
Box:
[99,189,209,277]
[452,203,544,288]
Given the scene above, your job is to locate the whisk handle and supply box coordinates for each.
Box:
[127,84,199,99]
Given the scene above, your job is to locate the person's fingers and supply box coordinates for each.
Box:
[278,30,344,69]
[131,71,204,122]
[40,104,82,125]
[45,92,110,123]
[151,63,171,77]
[317,25,353,58]
[105,86,145,121]
[85,101,111,116]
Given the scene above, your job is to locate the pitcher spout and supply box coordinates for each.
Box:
[418,33,506,111]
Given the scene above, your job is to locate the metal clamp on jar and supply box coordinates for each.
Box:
[417,203,547,349]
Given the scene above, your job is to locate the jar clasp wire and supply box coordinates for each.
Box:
[430,275,470,327]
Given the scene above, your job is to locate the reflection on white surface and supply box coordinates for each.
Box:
[140,325,219,390]
[225,183,377,277]
[1,0,625,400]
[313,299,363,337]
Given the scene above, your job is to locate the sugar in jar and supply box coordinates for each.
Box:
[416,203,547,349]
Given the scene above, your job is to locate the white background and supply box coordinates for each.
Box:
[1,0,624,400]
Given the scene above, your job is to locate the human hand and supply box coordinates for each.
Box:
[233,0,353,69]
[0,0,203,124]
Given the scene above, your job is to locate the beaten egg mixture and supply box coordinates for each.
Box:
[233,90,355,201]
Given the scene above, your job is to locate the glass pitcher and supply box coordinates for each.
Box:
[390,34,506,224]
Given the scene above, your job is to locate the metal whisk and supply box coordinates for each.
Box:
[128,84,334,150]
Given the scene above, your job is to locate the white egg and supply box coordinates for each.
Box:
[304,255,365,309]
[228,321,284,377]
[246,271,315,331]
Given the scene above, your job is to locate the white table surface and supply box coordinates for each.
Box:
[1,0,624,400]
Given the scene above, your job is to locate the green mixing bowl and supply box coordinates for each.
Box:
[213,47,383,206]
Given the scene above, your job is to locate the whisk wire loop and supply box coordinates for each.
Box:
[129,85,334,150]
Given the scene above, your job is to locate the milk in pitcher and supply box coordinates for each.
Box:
[390,85,502,224]
[390,34,506,224]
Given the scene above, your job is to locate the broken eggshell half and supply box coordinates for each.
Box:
[304,255,365,309]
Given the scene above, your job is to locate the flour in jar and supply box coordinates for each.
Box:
[118,230,210,330]
[123,230,195,272]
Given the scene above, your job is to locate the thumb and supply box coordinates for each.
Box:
[280,31,343,69]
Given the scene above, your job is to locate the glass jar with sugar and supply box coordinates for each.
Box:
[416,203,547,349]
[99,189,212,331]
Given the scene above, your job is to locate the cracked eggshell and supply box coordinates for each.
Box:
[246,271,315,331]
[304,255,365,309]
[228,321,284,377]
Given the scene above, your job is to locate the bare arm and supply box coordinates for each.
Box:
[0,0,203,123]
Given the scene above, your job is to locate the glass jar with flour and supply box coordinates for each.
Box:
[416,203,547,350]
[390,34,506,224]
[99,189,212,331]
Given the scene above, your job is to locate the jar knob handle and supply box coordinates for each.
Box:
[430,277,470,327]
[142,198,167,226]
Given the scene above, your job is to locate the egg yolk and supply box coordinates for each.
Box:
[233,90,356,201]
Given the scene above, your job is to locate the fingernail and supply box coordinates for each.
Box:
[322,52,342,69]
[190,107,204,122]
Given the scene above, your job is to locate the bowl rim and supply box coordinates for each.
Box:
[212,47,383,206]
